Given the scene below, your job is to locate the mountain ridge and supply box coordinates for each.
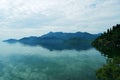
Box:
[4,31,100,43]
[3,31,101,51]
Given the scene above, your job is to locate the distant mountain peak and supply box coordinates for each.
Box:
[3,31,101,50]
[4,31,100,43]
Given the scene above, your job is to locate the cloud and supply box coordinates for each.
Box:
[0,0,120,39]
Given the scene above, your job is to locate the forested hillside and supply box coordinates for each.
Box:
[92,24,120,48]
[92,24,120,80]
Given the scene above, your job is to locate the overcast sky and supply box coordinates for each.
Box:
[0,0,120,39]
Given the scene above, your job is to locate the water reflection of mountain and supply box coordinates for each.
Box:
[18,40,93,51]
[4,32,99,51]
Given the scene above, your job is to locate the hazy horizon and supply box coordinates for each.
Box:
[1,31,101,41]
[0,0,120,40]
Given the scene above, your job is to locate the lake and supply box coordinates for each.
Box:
[0,42,106,80]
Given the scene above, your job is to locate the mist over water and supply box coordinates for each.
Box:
[0,42,106,80]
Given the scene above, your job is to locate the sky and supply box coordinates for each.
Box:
[0,0,120,40]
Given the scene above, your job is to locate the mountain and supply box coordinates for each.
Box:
[41,32,99,40]
[4,32,99,43]
[4,32,100,51]
[3,39,18,43]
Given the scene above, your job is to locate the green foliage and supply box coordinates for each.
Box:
[92,24,120,48]
[92,24,120,57]
[96,57,120,80]
[92,24,120,80]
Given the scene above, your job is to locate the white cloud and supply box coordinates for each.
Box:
[0,0,120,39]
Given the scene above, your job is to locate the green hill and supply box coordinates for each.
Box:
[92,24,120,80]
[92,24,120,48]
[92,24,120,57]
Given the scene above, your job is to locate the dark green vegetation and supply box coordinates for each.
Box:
[96,57,120,80]
[92,24,120,49]
[4,32,100,51]
[92,24,120,80]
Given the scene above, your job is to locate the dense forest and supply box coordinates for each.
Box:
[92,24,120,80]
[92,24,120,48]
[92,24,120,57]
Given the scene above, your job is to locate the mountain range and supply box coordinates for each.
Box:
[4,32,100,51]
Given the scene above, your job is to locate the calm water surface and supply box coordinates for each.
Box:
[0,42,106,80]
